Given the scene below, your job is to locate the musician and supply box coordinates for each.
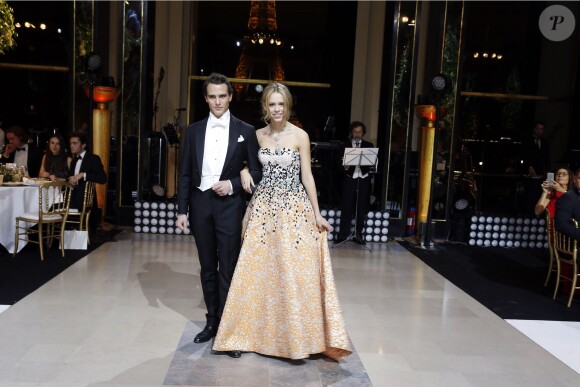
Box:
[335,121,374,245]
[521,121,551,214]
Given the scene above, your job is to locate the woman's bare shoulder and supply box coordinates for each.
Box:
[256,126,269,134]
[291,125,309,140]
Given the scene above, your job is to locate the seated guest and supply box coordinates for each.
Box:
[554,167,580,239]
[0,125,43,177]
[534,167,572,218]
[68,132,107,236]
[0,114,5,149]
[38,134,72,181]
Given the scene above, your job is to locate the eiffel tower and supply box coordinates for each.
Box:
[234,0,285,99]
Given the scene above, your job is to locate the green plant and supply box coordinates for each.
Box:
[0,0,17,55]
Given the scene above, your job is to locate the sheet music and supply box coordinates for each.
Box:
[343,148,378,167]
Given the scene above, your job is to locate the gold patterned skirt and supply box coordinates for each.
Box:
[213,180,352,361]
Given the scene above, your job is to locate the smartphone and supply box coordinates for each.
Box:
[547,172,554,188]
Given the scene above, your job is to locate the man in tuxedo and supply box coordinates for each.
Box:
[1,125,43,177]
[521,121,551,214]
[68,132,107,237]
[555,167,580,240]
[335,121,374,245]
[176,73,261,357]
[522,121,550,177]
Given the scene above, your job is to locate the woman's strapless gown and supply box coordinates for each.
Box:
[213,148,352,360]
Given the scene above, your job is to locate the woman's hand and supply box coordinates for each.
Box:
[552,180,566,193]
[241,168,255,194]
[39,171,49,178]
[316,214,332,232]
[541,180,549,194]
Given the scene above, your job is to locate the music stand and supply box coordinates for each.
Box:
[334,147,378,251]
[162,124,180,198]
[162,124,180,146]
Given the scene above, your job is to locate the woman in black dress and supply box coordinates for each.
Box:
[38,134,71,180]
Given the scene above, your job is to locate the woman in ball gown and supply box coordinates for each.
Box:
[38,134,71,181]
[213,82,352,361]
[534,166,572,218]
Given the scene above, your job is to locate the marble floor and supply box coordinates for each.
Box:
[0,232,579,386]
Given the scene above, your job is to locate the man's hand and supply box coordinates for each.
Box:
[176,214,188,231]
[4,143,16,156]
[212,180,231,196]
[68,173,84,186]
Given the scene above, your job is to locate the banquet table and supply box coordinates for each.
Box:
[0,185,42,254]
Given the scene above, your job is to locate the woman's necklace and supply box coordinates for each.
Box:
[270,125,285,154]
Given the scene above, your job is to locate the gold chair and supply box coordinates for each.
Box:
[14,181,73,261]
[65,180,95,245]
[544,210,556,287]
[553,219,579,307]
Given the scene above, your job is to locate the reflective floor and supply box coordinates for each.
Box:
[0,232,579,386]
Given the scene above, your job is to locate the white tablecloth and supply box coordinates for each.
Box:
[0,185,41,254]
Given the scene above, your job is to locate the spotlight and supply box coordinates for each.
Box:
[83,52,102,72]
[454,198,469,211]
[431,73,451,94]
[151,184,166,200]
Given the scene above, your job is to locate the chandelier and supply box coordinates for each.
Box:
[247,31,282,46]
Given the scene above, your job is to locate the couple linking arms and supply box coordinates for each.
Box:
[176,73,351,361]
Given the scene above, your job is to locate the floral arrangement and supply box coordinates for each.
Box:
[0,0,17,55]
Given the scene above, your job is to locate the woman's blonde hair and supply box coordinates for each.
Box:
[261,82,293,123]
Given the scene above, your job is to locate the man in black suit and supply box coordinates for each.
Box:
[521,121,551,214]
[522,121,550,177]
[176,73,261,357]
[555,167,580,240]
[68,132,107,236]
[0,125,43,177]
[335,121,374,245]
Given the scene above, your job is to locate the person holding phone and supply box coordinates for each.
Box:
[534,167,572,218]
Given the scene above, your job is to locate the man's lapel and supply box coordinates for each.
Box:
[195,118,208,174]
[222,116,240,174]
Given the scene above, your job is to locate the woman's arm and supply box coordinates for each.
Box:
[240,166,254,193]
[297,128,331,232]
[38,155,50,178]
[534,180,551,216]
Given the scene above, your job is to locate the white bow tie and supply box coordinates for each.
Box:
[212,121,226,128]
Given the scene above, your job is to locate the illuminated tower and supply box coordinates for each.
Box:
[234,0,285,98]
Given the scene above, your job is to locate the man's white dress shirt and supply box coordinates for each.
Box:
[199,111,231,192]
